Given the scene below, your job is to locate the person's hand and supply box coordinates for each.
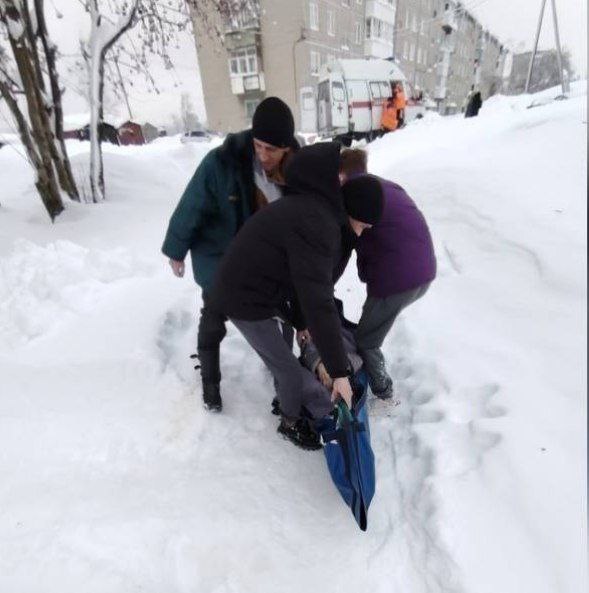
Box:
[169,259,185,278]
[316,362,333,389]
[331,376,353,408]
[296,329,311,347]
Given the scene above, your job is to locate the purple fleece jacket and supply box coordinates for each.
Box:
[356,178,436,298]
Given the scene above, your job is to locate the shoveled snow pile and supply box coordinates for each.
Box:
[0,83,586,593]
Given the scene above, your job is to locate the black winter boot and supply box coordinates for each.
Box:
[277,417,322,451]
[197,348,223,412]
[270,396,281,416]
[202,382,222,412]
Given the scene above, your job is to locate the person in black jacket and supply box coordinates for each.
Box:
[210,142,365,450]
[465,90,483,118]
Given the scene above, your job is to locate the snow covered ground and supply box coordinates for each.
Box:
[0,84,586,593]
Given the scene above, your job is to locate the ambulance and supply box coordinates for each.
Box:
[299,58,425,144]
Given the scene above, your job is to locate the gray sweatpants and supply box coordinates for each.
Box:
[354,283,431,393]
[231,318,334,420]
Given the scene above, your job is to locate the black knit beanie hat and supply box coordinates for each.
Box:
[252,97,295,148]
[342,174,384,225]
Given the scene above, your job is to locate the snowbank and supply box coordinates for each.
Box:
[0,89,586,593]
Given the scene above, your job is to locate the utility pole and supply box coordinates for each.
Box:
[412,2,423,90]
[549,0,568,93]
[525,0,567,95]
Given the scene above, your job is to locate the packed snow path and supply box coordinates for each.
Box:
[0,85,586,593]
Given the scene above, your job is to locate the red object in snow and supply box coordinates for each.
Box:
[118,121,145,145]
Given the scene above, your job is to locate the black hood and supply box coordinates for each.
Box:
[284,142,343,213]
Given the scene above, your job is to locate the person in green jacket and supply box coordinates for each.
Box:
[162,97,298,412]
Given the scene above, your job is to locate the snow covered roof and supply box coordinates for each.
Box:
[63,113,129,129]
[321,59,407,82]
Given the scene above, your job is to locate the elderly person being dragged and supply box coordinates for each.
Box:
[209,143,385,450]
[338,148,437,401]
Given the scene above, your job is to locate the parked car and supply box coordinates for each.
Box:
[181,130,211,143]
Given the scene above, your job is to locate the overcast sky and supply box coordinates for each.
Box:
[0,0,586,134]
[469,0,587,75]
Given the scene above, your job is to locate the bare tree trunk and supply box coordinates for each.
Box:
[33,0,79,200]
[0,0,65,220]
[87,0,137,202]
[0,78,64,220]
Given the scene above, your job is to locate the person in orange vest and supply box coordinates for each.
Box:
[393,83,407,128]
[380,95,398,134]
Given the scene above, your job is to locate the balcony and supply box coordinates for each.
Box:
[223,7,260,51]
[230,72,266,95]
[365,37,394,59]
[224,28,260,52]
[223,9,260,33]
[365,0,396,24]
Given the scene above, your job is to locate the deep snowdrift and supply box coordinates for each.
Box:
[0,85,586,593]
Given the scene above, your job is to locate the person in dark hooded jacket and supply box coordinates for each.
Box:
[465,90,483,118]
[210,142,366,450]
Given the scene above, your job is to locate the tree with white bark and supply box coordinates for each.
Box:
[1,0,257,214]
[80,0,255,203]
[0,0,79,221]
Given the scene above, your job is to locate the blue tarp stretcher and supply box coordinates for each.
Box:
[317,371,376,531]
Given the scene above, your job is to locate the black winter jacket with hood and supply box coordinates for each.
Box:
[210,142,350,379]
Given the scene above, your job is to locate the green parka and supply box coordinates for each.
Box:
[162,130,256,291]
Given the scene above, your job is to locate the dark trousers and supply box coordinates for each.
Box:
[197,292,227,384]
[355,283,430,393]
[232,318,333,420]
[196,292,294,386]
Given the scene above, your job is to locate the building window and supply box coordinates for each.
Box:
[309,2,319,31]
[417,47,422,64]
[410,43,415,61]
[365,17,392,41]
[403,41,409,59]
[310,50,320,75]
[245,99,260,122]
[327,11,336,36]
[228,47,258,76]
[355,21,362,44]
[412,14,418,32]
[404,11,410,29]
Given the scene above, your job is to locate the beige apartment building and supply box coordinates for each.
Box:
[191,0,508,130]
[191,0,365,133]
[394,1,505,114]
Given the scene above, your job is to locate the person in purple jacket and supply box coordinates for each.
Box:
[340,150,436,400]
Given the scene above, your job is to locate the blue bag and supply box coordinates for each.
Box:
[317,370,376,531]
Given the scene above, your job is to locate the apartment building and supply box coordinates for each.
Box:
[191,0,508,130]
[395,1,505,114]
[507,49,569,94]
[191,0,364,133]
[475,29,506,98]
[393,0,436,96]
